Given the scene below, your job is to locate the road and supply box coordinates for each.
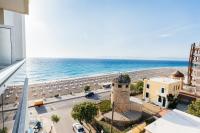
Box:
[29,92,110,133]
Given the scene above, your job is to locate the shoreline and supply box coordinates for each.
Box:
[9,66,187,86]
[3,67,187,105]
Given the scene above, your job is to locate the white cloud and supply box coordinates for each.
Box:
[159,33,171,38]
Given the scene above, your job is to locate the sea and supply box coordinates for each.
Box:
[7,58,188,85]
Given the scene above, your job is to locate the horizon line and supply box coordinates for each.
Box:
[26,56,188,61]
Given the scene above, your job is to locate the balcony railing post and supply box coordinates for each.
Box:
[12,78,29,133]
[1,93,4,130]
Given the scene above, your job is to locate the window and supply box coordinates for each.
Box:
[118,85,122,88]
[112,83,114,86]
[147,84,150,89]
[158,96,162,102]
[126,85,129,88]
[146,92,149,98]
[161,88,164,93]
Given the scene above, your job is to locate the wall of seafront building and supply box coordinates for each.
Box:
[0,9,26,65]
[4,10,26,61]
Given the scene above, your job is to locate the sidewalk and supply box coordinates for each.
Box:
[2,88,111,112]
[29,88,111,106]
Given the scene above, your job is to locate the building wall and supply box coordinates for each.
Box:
[4,10,26,61]
[111,82,143,112]
[111,83,130,112]
[0,9,26,65]
[143,79,181,108]
[143,79,169,106]
[0,26,12,65]
[192,67,200,95]
[0,8,4,24]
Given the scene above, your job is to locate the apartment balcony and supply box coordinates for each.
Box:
[0,59,28,133]
[0,24,26,67]
[0,0,29,132]
[192,61,200,65]
[193,65,200,69]
[194,45,200,49]
[193,53,200,57]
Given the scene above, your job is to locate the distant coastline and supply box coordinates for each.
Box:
[28,57,188,61]
[27,66,187,85]
[27,57,188,62]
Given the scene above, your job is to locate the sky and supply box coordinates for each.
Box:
[25,0,200,60]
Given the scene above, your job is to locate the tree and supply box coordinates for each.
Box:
[117,74,131,84]
[50,115,60,133]
[188,100,200,117]
[99,100,111,113]
[84,85,90,92]
[135,81,143,93]
[51,114,60,124]
[130,84,136,91]
[71,102,98,130]
[130,81,143,94]
[0,127,8,133]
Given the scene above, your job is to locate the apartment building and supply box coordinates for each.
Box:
[188,43,200,96]
[143,77,182,108]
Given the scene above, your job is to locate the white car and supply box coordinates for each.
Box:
[72,123,85,133]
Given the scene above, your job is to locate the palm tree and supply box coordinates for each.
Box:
[50,114,60,133]
[51,114,60,124]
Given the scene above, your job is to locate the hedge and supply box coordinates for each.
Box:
[99,100,112,113]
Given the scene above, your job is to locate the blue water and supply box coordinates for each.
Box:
[8,58,188,85]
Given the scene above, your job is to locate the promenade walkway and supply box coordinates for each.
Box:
[2,88,111,112]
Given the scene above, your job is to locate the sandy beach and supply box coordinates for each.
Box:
[4,67,187,104]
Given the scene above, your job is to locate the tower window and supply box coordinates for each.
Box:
[118,85,122,88]
[147,84,150,89]
[158,96,162,102]
[146,92,149,98]
[161,88,164,93]
[126,85,129,88]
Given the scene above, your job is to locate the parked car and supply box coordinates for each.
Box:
[102,84,111,89]
[72,123,85,133]
[85,92,95,97]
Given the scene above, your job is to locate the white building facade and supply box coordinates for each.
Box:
[0,0,27,66]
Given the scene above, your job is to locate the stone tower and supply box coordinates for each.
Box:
[111,74,131,113]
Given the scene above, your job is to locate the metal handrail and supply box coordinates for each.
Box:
[0,59,25,94]
[12,78,29,133]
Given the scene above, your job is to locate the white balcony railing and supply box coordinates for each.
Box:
[0,59,25,94]
[12,78,29,133]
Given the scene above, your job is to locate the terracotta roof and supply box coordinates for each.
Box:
[171,70,184,78]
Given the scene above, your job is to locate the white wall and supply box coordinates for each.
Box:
[4,10,26,62]
[0,26,12,65]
